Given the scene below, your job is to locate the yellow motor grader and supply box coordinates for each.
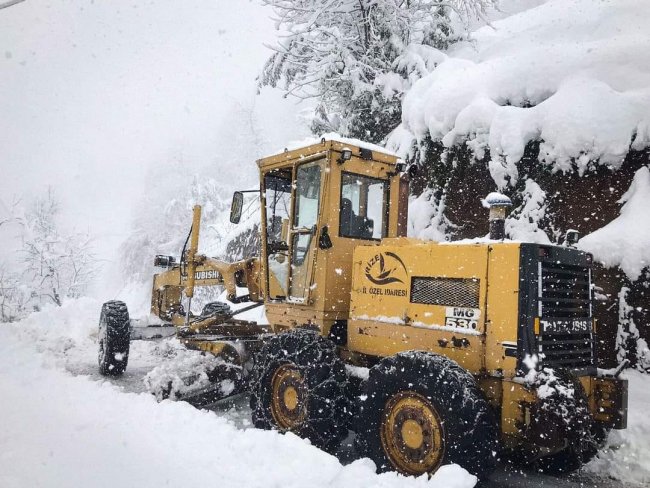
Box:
[98,139,627,478]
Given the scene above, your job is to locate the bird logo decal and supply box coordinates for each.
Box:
[364,252,407,286]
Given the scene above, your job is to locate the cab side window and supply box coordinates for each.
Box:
[339,172,388,240]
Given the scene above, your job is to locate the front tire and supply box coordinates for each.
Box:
[250,329,349,451]
[98,301,130,376]
[355,351,498,479]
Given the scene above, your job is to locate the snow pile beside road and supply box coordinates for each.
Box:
[3,297,174,374]
[4,297,100,365]
[578,166,650,281]
[586,371,650,485]
[0,300,476,488]
[395,0,650,187]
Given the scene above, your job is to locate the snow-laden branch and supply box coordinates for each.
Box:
[259,0,495,141]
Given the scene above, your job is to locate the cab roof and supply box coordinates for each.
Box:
[257,138,399,170]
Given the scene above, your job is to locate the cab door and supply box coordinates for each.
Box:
[263,168,292,301]
[287,159,323,303]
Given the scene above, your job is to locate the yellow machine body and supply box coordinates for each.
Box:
[142,139,627,463]
[347,240,627,448]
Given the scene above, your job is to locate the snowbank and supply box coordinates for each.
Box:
[4,297,650,487]
[578,166,650,280]
[586,371,650,485]
[0,300,475,488]
[396,0,650,186]
[0,342,473,488]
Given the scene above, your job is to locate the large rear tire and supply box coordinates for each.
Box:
[98,300,130,376]
[355,351,498,479]
[533,371,609,474]
[250,329,350,451]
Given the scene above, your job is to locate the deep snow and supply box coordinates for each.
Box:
[0,299,475,488]
[1,298,650,487]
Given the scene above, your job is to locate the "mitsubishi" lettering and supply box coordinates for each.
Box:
[195,270,220,280]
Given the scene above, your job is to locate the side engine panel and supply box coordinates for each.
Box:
[347,239,492,373]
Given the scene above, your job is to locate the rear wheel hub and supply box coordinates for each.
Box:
[381,391,445,476]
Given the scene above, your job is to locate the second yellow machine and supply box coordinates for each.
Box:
[98,139,627,478]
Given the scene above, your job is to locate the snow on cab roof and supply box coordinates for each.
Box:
[267,132,399,159]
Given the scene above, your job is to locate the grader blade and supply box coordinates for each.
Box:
[129,323,177,341]
[169,360,246,407]
[126,317,177,341]
[144,343,247,405]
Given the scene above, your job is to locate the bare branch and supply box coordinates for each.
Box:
[0,0,26,11]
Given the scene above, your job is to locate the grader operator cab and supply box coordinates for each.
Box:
[98,139,627,478]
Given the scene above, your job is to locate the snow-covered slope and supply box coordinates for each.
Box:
[393,0,650,187]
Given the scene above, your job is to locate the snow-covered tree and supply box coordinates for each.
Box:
[260,0,494,142]
[407,187,456,241]
[120,174,234,282]
[21,189,98,308]
[0,264,30,322]
[118,100,269,287]
[617,286,650,372]
[505,179,554,244]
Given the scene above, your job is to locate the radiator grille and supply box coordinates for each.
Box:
[410,277,480,308]
[538,332,595,369]
[539,262,591,319]
[538,261,594,369]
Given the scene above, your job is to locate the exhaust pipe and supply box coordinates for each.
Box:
[485,193,512,240]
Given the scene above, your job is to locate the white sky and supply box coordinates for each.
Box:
[0,0,308,286]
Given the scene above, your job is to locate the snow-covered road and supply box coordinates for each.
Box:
[1,298,648,488]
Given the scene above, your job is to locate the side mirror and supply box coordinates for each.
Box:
[230,191,243,224]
